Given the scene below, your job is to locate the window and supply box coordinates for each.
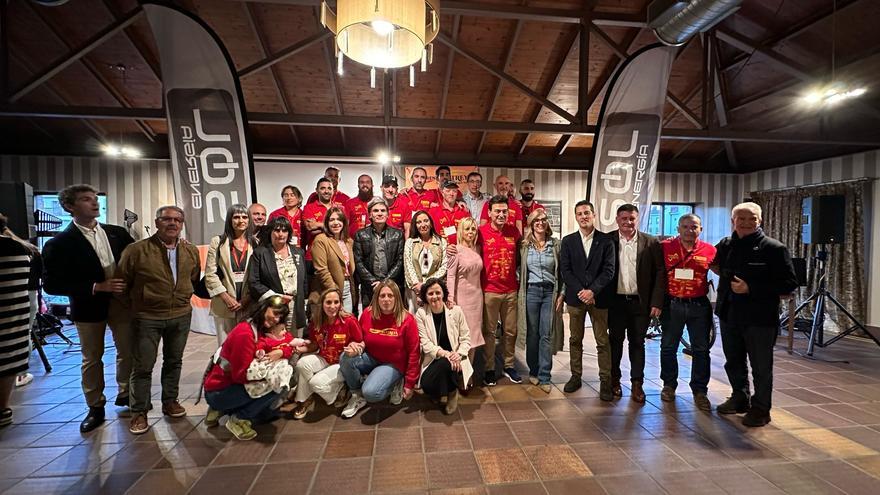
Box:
[646,203,694,238]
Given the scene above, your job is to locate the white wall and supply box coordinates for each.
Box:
[253,161,382,209]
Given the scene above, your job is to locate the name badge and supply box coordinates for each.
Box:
[289,235,299,246]
[233,271,245,284]
[674,268,694,281]
[443,225,456,237]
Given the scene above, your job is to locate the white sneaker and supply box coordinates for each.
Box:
[341,392,367,419]
[389,381,404,405]
[15,373,33,387]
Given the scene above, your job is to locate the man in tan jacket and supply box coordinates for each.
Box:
[116,205,200,435]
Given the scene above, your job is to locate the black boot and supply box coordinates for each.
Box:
[80,407,105,433]
[598,381,613,402]
[563,376,582,393]
[742,407,771,427]
[716,392,750,414]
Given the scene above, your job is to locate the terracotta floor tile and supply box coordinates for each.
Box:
[267,432,328,462]
[431,487,489,495]
[535,398,583,418]
[569,442,642,476]
[424,424,471,452]
[497,401,544,422]
[701,467,785,494]
[323,430,376,458]
[750,462,845,494]
[0,445,71,479]
[467,422,519,451]
[590,416,655,441]
[371,454,428,492]
[371,406,423,428]
[460,404,505,424]
[509,420,564,446]
[209,437,275,465]
[798,459,880,493]
[188,465,260,495]
[3,475,83,495]
[68,471,146,494]
[650,470,727,494]
[829,426,880,451]
[486,482,547,495]
[424,405,463,426]
[376,426,423,454]
[819,403,880,425]
[542,477,607,495]
[595,472,666,495]
[475,448,539,484]
[426,451,484,489]
[523,444,591,480]
[38,443,126,476]
[788,428,877,458]
[311,457,372,494]
[280,410,336,434]
[490,385,532,403]
[249,461,316,494]
[127,468,203,495]
[550,417,609,443]
[617,439,692,473]
[0,423,61,448]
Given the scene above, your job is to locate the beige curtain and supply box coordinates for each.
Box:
[750,180,868,331]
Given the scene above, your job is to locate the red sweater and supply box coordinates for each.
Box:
[203,321,294,392]
[359,308,421,390]
[309,314,363,365]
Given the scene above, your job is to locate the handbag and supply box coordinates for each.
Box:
[194,265,224,300]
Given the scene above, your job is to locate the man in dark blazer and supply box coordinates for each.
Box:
[559,200,616,398]
[42,184,135,432]
[353,197,405,309]
[602,203,666,403]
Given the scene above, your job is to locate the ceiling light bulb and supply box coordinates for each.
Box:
[393,155,401,163]
[849,87,867,97]
[371,20,394,36]
[102,144,121,156]
[122,147,141,158]
[377,152,390,165]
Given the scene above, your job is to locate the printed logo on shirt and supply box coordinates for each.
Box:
[333,333,347,343]
[369,327,400,337]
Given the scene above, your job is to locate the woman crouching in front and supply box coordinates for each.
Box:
[339,280,420,419]
[291,288,362,419]
[203,297,303,440]
[416,278,472,415]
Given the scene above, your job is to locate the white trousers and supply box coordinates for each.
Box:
[294,354,345,404]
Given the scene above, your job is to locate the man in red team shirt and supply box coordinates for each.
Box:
[519,179,544,218]
[479,175,523,235]
[306,166,351,205]
[345,174,374,237]
[429,180,469,244]
[380,175,412,234]
[404,167,439,212]
[478,195,522,386]
[302,178,345,260]
[659,213,717,412]
[268,185,304,247]
[436,165,463,201]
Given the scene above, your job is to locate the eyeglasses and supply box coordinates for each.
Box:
[534,218,548,224]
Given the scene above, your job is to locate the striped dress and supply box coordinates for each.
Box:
[0,237,30,377]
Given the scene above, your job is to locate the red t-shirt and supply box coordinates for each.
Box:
[344,196,371,237]
[429,203,470,244]
[307,190,350,205]
[520,200,545,220]
[302,201,345,260]
[661,237,717,298]
[480,198,523,230]
[359,308,421,390]
[268,207,303,247]
[256,331,295,358]
[309,314,362,365]
[405,188,439,212]
[204,322,258,392]
[386,195,413,231]
[478,223,521,294]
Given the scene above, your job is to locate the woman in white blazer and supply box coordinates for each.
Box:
[415,277,472,415]
[205,204,255,346]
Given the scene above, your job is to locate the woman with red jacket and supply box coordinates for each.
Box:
[204,297,301,440]
[339,280,420,419]
[291,288,362,420]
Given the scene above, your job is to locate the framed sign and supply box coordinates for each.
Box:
[539,200,562,237]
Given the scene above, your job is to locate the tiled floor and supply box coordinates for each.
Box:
[3,319,880,494]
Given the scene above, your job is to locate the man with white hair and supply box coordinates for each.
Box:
[711,202,797,427]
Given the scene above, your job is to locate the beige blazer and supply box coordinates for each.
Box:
[309,233,357,306]
[415,305,473,387]
[205,235,252,319]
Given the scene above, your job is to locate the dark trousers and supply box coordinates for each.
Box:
[609,296,650,383]
[720,320,777,412]
[130,314,191,413]
[660,297,712,394]
[205,384,280,423]
[420,358,458,399]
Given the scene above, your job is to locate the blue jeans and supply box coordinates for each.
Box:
[339,351,403,403]
[660,297,712,394]
[205,384,280,423]
[525,283,554,384]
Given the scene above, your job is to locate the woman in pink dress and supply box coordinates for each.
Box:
[446,216,484,364]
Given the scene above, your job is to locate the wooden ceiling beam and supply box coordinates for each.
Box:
[313,7,346,151]
[476,14,525,156]
[434,15,460,158]
[9,7,143,103]
[438,33,578,124]
[99,0,161,79]
[715,28,813,82]
[237,31,330,78]
[244,2,301,151]
[710,32,738,169]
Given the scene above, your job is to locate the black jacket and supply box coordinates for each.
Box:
[352,224,405,307]
[713,230,798,327]
[42,222,135,322]
[559,229,616,309]
[247,245,308,330]
[601,230,666,313]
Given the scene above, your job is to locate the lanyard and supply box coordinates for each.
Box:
[231,240,248,269]
[668,240,697,275]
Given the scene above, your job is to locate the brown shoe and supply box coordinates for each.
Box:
[631,382,646,403]
[292,397,314,420]
[129,413,149,435]
[161,400,187,418]
[333,386,350,408]
[661,386,676,402]
[611,380,623,399]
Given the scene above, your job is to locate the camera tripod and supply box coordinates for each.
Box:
[781,250,879,356]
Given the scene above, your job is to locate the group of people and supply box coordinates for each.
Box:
[0,164,798,441]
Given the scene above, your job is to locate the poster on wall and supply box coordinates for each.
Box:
[588,44,675,232]
[403,165,477,189]
[539,200,563,238]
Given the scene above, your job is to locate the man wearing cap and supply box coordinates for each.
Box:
[480,175,523,235]
[436,165,463,202]
[429,180,470,244]
[345,174,375,237]
[404,167,439,211]
[380,175,412,234]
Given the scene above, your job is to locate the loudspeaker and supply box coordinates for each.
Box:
[0,182,35,240]
[802,194,845,244]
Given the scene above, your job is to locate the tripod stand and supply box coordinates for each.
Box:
[782,249,879,356]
